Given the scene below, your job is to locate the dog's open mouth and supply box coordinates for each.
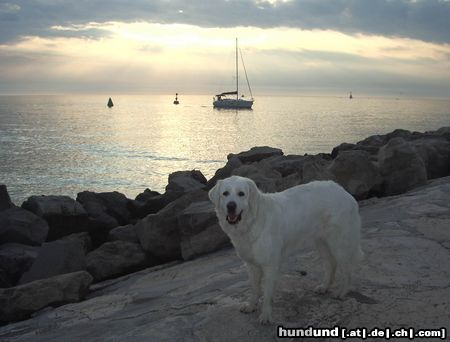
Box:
[226,211,242,225]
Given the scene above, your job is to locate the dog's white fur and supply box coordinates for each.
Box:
[209,175,363,324]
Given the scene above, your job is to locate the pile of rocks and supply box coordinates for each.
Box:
[0,127,449,324]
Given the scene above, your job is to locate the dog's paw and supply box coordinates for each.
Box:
[314,284,329,294]
[258,311,273,325]
[333,288,349,300]
[240,302,257,314]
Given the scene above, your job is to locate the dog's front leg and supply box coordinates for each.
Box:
[258,265,279,324]
[240,263,262,313]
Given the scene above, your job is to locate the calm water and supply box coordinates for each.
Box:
[1,94,449,204]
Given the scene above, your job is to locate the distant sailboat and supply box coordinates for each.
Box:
[173,93,179,105]
[107,97,114,108]
[213,38,254,109]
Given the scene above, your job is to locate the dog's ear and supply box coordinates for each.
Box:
[247,177,260,204]
[208,179,222,206]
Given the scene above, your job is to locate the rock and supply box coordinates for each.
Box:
[180,223,229,261]
[331,142,357,158]
[412,138,450,179]
[206,156,243,190]
[385,128,413,142]
[0,269,12,288]
[76,191,133,245]
[434,126,450,140]
[108,224,139,244]
[331,142,379,158]
[300,155,333,184]
[135,189,208,261]
[165,170,207,201]
[86,241,150,282]
[232,163,282,193]
[88,191,132,225]
[378,138,427,195]
[21,196,89,241]
[0,207,49,246]
[0,244,39,286]
[265,154,305,177]
[128,195,169,219]
[1,177,450,339]
[357,133,386,147]
[0,271,92,323]
[19,240,86,285]
[228,146,283,164]
[76,191,119,230]
[328,150,383,199]
[178,201,229,260]
[135,188,161,202]
[0,185,14,212]
[62,232,93,255]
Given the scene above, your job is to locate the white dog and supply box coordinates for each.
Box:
[208,175,363,324]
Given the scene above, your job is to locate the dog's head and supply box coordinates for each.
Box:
[208,175,260,227]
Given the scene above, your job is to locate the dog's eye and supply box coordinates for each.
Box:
[238,191,245,197]
[222,191,229,196]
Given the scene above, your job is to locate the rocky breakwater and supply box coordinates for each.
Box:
[0,127,449,327]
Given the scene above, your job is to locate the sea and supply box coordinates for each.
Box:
[1,94,449,204]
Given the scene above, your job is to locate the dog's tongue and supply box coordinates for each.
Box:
[227,213,238,222]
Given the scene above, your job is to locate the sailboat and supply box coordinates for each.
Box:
[213,38,254,109]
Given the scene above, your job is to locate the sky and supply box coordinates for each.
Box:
[0,0,450,97]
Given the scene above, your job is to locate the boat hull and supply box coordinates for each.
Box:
[213,99,253,109]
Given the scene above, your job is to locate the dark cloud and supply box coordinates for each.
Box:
[0,0,449,44]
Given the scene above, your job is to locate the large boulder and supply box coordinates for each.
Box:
[86,241,151,282]
[412,138,450,179]
[76,192,119,230]
[232,163,282,193]
[0,269,12,288]
[108,224,139,244]
[0,184,14,212]
[135,188,161,202]
[328,150,383,199]
[128,190,169,219]
[0,243,39,286]
[300,155,333,184]
[0,207,49,245]
[206,156,243,190]
[19,240,86,285]
[165,170,207,201]
[77,191,132,226]
[21,195,90,240]
[76,191,133,246]
[0,271,92,324]
[265,154,305,177]
[62,232,93,255]
[378,138,427,196]
[135,189,208,261]
[228,146,283,164]
[178,201,229,260]
[331,142,379,158]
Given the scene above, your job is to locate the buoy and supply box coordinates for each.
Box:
[107,97,114,108]
[173,93,179,105]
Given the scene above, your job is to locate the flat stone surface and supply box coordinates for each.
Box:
[1,177,449,341]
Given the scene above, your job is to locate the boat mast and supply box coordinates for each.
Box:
[236,37,238,100]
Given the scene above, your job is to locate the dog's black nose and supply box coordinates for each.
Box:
[227,201,237,213]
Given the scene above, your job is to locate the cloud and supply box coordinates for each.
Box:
[0,0,449,44]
